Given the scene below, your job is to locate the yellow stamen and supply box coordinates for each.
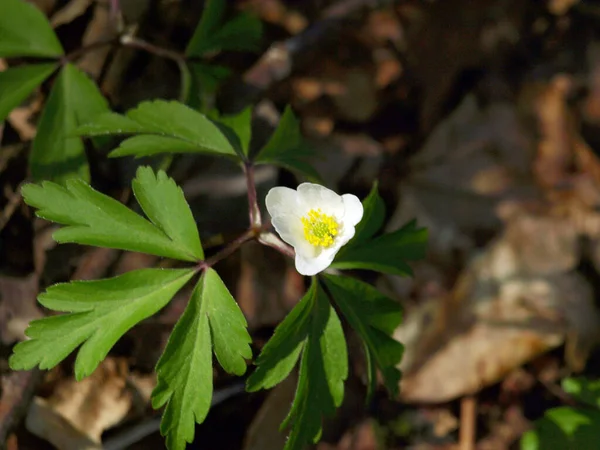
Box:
[301,208,339,248]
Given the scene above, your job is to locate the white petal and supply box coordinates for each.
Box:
[295,251,336,276]
[265,187,300,218]
[335,223,356,247]
[297,183,344,217]
[272,214,319,259]
[341,194,364,226]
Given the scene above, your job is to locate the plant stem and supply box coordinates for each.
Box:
[120,36,186,63]
[199,230,255,270]
[244,162,262,229]
[258,231,295,259]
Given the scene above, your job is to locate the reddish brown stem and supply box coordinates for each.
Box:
[197,230,255,270]
[244,162,262,229]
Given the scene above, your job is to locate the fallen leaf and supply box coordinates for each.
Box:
[26,358,132,448]
[395,206,600,403]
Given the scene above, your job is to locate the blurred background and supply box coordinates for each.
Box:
[2,0,600,449]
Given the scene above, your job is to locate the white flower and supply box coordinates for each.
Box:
[265,183,364,276]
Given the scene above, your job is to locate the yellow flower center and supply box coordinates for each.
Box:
[301,208,339,248]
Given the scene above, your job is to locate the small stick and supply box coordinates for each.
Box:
[459,394,477,450]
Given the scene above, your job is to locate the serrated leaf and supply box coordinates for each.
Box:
[562,377,600,409]
[22,167,202,262]
[520,406,600,450]
[186,0,262,57]
[0,0,64,57]
[9,268,194,380]
[351,182,385,245]
[0,63,57,122]
[283,283,347,450]
[76,100,236,159]
[333,219,428,276]
[153,268,251,450]
[213,107,253,157]
[30,63,109,183]
[255,106,321,181]
[247,279,347,450]
[322,274,403,399]
[132,166,203,260]
[246,281,315,392]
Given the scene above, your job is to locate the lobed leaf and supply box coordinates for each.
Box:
[351,182,385,245]
[0,63,57,123]
[247,279,348,450]
[0,0,64,57]
[562,377,600,409]
[30,63,110,183]
[333,219,428,276]
[283,283,348,450]
[76,100,236,159]
[254,106,321,181]
[9,268,194,380]
[521,406,600,450]
[212,106,253,157]
[322,274,404,399]
[153,268,251,450]
[22,167,203,262]
[246,281,316,392]
[132,166,204,260]
[186,0,262,57]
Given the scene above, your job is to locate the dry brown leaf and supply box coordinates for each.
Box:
[395,207,600,403]
[26,358,132,448]
[532,75,575,189]
[50,0,93,28]
[77,2,119,79]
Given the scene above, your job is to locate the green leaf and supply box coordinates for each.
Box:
[255,106,320,181]
[322,274,403,399]
[30,63,110,183]
[283,283,348,450]
[333,220,428,276]
[247,279,348,450]
[351,182,385,245]
[153,268,251,450]
[246,281,316,392]
[0,64,57,122]
[22,167,203,262]
[563,377,600,409]
[0,0,64,57]
[132,166,204,260]
[186,0,262,57]
[76,100,237,159]
[213,107,253,157]
[9,268,194,380]
[520,406,600,450]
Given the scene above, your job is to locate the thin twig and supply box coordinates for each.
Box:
[459,395,477,450]
[0,183,24,232]
[244,162,262,228]
[199,229,256,270]
[120,36,185,63]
